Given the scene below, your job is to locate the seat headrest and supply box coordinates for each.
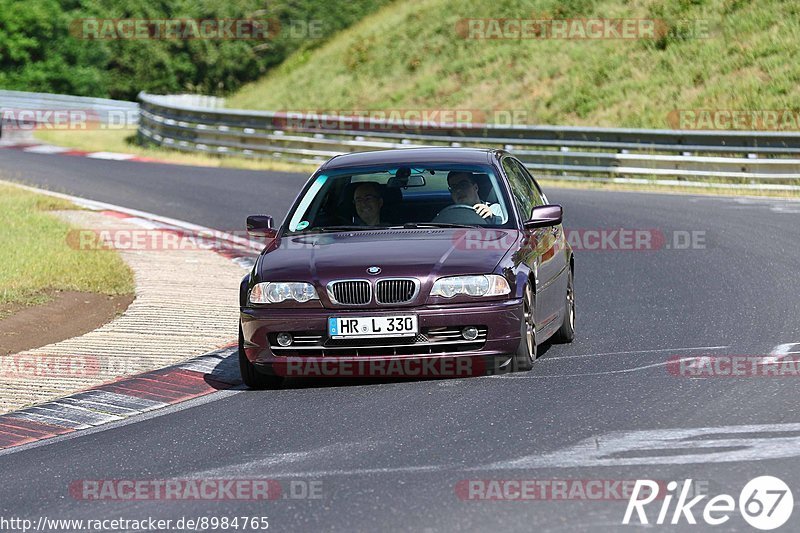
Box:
[473,173,495,203]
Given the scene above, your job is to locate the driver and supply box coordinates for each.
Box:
[446,171,502,223]
[353,182,384,226]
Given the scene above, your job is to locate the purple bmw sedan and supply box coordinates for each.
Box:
[239,148,574,387]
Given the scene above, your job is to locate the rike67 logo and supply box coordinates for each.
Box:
[623,476,793,530]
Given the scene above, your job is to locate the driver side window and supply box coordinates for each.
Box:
[511,159,545,206]
[502,158,536,219]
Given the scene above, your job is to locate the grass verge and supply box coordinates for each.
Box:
[0,183,134,318]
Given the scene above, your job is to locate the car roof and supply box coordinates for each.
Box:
[320,147,504,170]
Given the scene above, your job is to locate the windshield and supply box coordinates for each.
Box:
[286,164,513,234]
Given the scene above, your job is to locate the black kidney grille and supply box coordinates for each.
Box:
[376,279,416,304]
[330,280,371,305]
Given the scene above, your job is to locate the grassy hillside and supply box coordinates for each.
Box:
[229,0,800,128]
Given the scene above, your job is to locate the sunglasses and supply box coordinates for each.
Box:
[448,181,474,192]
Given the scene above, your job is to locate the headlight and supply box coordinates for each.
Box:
[430,275,510,298]
[249,282,319,304]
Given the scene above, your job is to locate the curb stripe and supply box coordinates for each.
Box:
[1,143,176,165]
[56,397,141,416]
[99,383,188,403]
[0,424,38,439]
[23,405,118,427]
[9,411,86,429]
[0,346,239,451]
[99,210,134,219]
[0,419,68,438]
[70,391,165,412]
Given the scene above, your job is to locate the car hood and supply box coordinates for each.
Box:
[258,228,519,284]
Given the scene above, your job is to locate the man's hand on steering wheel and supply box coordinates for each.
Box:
[473,203,493,219]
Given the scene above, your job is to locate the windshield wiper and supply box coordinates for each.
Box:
[311,225,391,233]
[391,223,481,229]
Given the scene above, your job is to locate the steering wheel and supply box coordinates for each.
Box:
[432,204,487,225]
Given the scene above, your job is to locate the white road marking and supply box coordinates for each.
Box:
[504,358,698,378]
[763,343,800,363]
[729,198,800,213]
[685,342,800,369]
[544,345,729,361]
[22,144,71,154]
[205,465,448,478]
[86,152,136,160]
[771,205,800,214]
[528,342,799,377]
[482,422,800,468]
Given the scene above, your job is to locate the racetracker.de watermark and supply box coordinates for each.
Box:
[66,228,708,253]
[271,357,489,378]
[455,18,710,40]
[69,479,323,501]
[0,354,213,379]
[69,18,280,40]
[0,354,100,379]
[0,109,138,130]
[66,229,267,253]
[667,355,800,378]
[668,109,800,131]
[452,228,707,252]
[456,479,685,501]
[270,109,532,131]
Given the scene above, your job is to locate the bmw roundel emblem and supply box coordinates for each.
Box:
[367,266,381,275]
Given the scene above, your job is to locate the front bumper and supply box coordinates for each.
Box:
[241,299,523,378]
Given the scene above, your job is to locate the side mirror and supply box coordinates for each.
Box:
[247,215,277,238]
[523,204,563,230]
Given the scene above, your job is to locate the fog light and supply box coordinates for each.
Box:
[462,326,479,341]
[276,332,293,347]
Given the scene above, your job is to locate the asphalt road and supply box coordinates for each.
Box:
[2,149,800,532]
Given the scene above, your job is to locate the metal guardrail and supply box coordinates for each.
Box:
[2,89,796,191]
[137,92,800,191]
[0,90,139,144]
[0,90,138,123]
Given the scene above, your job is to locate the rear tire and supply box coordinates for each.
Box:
[553,268,575,343]
[239,325,283,389]
[512,284,537,372]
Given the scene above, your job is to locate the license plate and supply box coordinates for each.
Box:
[328,315,418,339]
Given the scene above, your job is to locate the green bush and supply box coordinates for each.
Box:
[0,0,392,100]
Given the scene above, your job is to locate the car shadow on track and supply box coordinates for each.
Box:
[235,341,559,391]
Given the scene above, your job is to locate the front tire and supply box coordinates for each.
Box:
[512,284,537,372]
[239,324,283,389]
[553,267,575,343]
